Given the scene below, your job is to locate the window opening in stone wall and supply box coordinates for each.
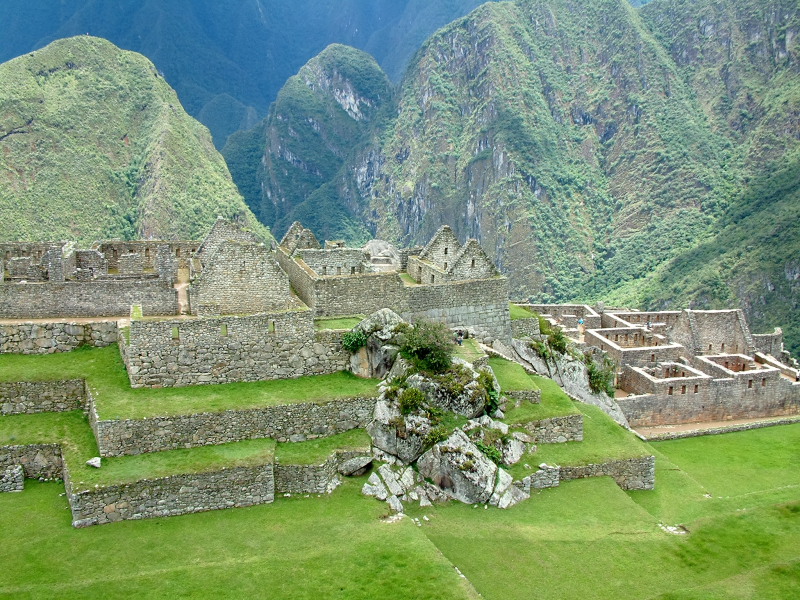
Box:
[351,266,356,275]
[145,248,150,260]
[708,344,713,352]
[220,324,228,337]
[471,258,475,268]
[175,248,180,258]
[337,267,342,275]
[444,247,448,255]
[171,326,179,341]
[443,262,448,270]
[430,274,435,284]
[721,343,725,352]
[650,353,655,362]
[668,386,673,395]
[269,320,276,334]
[694,384,699,394]
[322,266,327,275]
[762,378,766,387]
[748,379,753,389]
[681,385,686,394]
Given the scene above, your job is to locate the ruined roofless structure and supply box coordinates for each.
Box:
[1,219,511,387]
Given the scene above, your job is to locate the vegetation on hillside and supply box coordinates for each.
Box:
[0,36,268,244]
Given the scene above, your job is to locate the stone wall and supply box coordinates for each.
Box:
[753,329,784,357]
[559,455,655,490]
[0,444,63,479]
[274,248,317,309]
[639,416,800,440]
[669,310,753,356]
[65,463,274,527]
[504,389,542,404]
[403,277,511,343]
[0,464,24,492]
[313,271,406,317]
[1,380,86,415]
[122,311,349,387]
[90,395,376,456]
[274,450,365,494]
[523,414,583,443]
[511,318,540,339]
[297,248,366,276]
[1,321,118,354]
[191,242,291,315]
[0,279,178,318]
[617,369,800,427]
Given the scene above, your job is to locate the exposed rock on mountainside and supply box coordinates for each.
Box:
[0,36,267,244]
[224,44,391,242]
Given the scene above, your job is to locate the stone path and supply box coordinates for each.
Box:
[635,414,800,440]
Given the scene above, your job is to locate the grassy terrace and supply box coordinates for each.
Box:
[274,429,371,465]
[314,315,364,330]
[488,356,537,391]
[454,337,485,364]
[507,402,651,480]
[509,302,536,320]
[0,345,379,420]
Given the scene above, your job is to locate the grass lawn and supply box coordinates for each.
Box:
[0,346,379,419]
[488,356,536,391]
[454,337,484,364]
[503,372,579,423]
[399,272,419,285]
[274,429,371,465]
[314,315,364,330]
[509,303,536,320]
[0,411,99,467]
[70,438,277,491]
[506,402,651,479]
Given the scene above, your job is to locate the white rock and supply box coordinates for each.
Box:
[86,457,102,469]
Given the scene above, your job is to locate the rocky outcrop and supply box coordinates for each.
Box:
[367,399,432,465]
[417,430,528,508]
[349,309,405,379]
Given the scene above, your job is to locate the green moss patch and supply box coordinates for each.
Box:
[275,429,371,465]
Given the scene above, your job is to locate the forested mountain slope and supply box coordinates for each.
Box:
[0,0,488,146]
[0,36,266,244]
[227,0,798,352]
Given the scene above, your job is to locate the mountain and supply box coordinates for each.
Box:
[224,44,392,242]
[0,0,488,146]
[226,0,799,352]
[0,36,267,244]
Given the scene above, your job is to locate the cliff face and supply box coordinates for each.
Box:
[0,36,267,244]
[225,45,392,242]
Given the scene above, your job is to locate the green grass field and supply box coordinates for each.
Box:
[0,346,379,419]
[1,424,797,599]
[509,303,536,320]
[314,315,365,330]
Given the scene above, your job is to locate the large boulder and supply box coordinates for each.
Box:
[405,364,489,418]
[350,309,406,379]
[367,399,432,464]
[417,430,498,504]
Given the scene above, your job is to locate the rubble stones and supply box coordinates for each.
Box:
[0,465,24,492]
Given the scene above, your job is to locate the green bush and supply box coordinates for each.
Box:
[398,320,454,373]
[399,387,426,415]
[585,352,616,396]
[477,370,500,415]
[475,440,503,465]
[548,328,568,354]
[424,425,449,448]
[342,329,368,353]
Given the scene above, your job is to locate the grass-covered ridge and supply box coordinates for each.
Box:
[0,35,268,244]
[0,345,378,420]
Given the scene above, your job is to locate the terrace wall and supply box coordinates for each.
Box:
[89,394,376,456]
[0,321,118,354]
[0,444,63,480]
[0,380,86,415]
[274,450,366,495]
[0,279,178,318]
[559,456,655,490]
[65,463,275,527]
[523,414,583,443]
